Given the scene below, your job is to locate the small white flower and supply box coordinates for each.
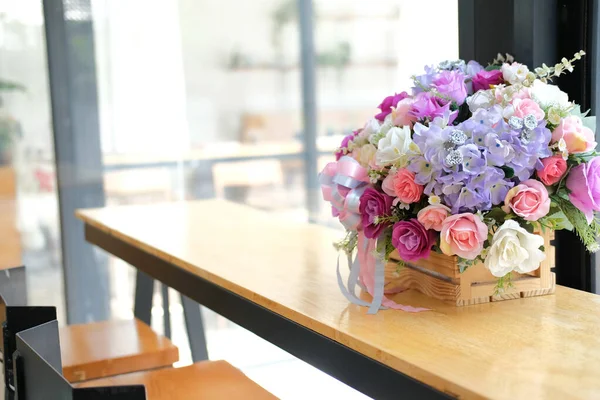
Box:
[558,138,567,152]
[428,195,441,205]
[393,199,409,210]
[502,62,530,85]
[375,126,413,167]
[484,220,546,278]
[530,79,571,109]
[360,118,380,139]
[547,107,561,125]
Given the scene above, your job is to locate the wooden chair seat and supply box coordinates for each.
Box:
[76,360,277,399]
[60,318,179,382]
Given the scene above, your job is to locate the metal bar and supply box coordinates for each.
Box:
[180,295,209,362]
[298,0,320,222]
[133,271,154,326]
[85,223,449,399]
[42,0,109,324]
[161,283,171,339]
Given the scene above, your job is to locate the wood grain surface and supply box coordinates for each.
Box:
[76,200,600,399]
[60,319,179,382]
[75,360,277,399]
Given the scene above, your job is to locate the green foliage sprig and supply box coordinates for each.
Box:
[551,194,600,252]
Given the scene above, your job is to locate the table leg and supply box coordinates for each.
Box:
[180,294,208,361]
[161,283,171,339]
[133,271,154,326]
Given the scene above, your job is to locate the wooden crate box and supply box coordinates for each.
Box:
[385,230,555,306]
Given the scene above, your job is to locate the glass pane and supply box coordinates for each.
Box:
[0,0,64,319]
[313,0,459,225]
[90,1,353,398]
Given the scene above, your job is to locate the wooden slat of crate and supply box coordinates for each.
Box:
[386,261,460,303]
[389,249,459,279]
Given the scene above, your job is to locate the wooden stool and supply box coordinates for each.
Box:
[76,360,278,400]
[0,266,179,386]
[60,319,179,382]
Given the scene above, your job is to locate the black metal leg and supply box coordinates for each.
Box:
[180,294,208,361]
[133,271,154,326]
[161,283,171,339]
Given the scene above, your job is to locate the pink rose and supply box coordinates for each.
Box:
[471,69,504,92]
[512,98,545,121]
[392,219,436,261]
[417,204,450,231]
[566,157,600,224]
[502,179,550,221]
[440,213,488,260]
[382,169,424,204]
[391,98,418,127]
[433,70,468,105]
[537,155,567,186]
[552,116,597,154]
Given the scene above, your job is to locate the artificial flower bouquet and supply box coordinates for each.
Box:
[321,52,599,312]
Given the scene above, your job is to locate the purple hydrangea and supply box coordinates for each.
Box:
[408,104,551,213]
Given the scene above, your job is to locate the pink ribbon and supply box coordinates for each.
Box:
[357,233,430,313]
[319,156,370,231]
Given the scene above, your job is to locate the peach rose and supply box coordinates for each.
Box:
[391,98,418,127]
[512,98,545,121]
[440,213,488,260]
[536,155,567,186]
[552,116,597,154]
[502,179,550,221]
[382,168,423,204]
[417,204,450,231]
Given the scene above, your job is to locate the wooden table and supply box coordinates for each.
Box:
[76,200,600,400]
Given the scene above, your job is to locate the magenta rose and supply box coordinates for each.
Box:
[359,187,394,239]
[433,70,468,104]
[392,219,436,261]
[566,157,600,224]
[471,69,504,92]
[375,92,410,121]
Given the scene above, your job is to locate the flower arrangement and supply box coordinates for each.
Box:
[321,52,599,310]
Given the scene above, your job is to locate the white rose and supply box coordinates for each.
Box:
[376,126,413,167]
[484,220,546,278]
[530,79,571,109]
[467,90,495,113]
[502,62,530,85]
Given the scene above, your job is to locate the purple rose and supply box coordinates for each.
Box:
[472,70,504,92]
[392,219,436,261]
[433,70,467,104]
[375,92,409,121]
[409,92,455,123]
[359,187,394,239]
[566,157,600,224]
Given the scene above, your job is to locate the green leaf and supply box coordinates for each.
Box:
[485,65,502,71]
[500,166,515,178]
